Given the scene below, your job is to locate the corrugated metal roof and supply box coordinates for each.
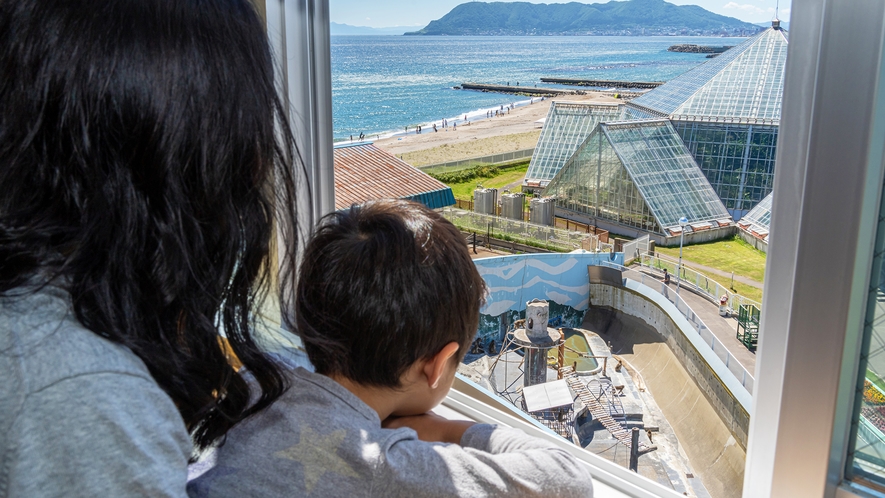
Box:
[333,143,455,210]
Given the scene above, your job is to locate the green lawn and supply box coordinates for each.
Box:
[656,235,767,283]
[448,166,528,200]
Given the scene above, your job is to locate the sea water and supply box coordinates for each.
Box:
[331,35,748,141]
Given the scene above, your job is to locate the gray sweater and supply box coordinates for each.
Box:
[0,285,191,497]
[188,367,594,497]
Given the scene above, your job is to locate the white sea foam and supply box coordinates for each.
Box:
[345,96,547,144]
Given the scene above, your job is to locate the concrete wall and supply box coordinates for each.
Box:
[738,229,769,253]
[659,225,738,247]
[554,207,738,246]
[589,282,751,449]
[585,308,745,498]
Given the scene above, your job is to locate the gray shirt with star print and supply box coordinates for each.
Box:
[1,284,191,497]
[187,367,594,497]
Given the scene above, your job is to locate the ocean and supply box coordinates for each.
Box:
[331,35,748,141]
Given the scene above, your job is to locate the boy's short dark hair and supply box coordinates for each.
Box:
[295,199,487,387]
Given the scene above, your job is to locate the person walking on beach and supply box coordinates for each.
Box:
[453,122,457,131]
[433,124,437,132]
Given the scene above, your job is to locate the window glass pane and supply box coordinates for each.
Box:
[848,176,885,485]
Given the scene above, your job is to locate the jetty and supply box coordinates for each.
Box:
[460,82,578,96]
[540,78,662,89]
[459,82,644,100]
[667,44,732,54]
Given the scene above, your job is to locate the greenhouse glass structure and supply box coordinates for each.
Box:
[544,120,732,236]
[523,102,622,189]
[527,23,788,234]
[628,24,788,219]
[736,192,772,251]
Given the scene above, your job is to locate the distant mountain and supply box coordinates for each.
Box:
[330,22,415,36]
[405,0,763,36]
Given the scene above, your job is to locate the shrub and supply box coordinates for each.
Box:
[864,379,885,405]
[427,160,528,185]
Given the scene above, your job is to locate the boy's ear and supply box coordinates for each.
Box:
[424,341,460,389]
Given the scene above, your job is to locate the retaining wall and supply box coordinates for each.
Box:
[738,229,769,253]
[589,282,751,448]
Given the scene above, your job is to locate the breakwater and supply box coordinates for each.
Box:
[459,82,643,100]
[540,77,662,89]
[459,82,578,96]
[667,44,732,54]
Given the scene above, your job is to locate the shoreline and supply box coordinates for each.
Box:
[337,95,545,144]
[373,92,620,166]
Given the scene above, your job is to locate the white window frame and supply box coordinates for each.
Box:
[744,1,885,497]
[264,1,885,496]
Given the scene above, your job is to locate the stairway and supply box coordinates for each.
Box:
[561,366,650,450]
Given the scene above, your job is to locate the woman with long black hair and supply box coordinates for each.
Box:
[0,0,300,495]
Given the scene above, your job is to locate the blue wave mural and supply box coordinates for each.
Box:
[472,252,623,344]
[476,252,623,316]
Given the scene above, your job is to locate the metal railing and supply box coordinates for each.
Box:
[638,252,762,312]
[598,261,755,395]
[621,235,650,266]
[419,148,534,174]
[442,207,612,253]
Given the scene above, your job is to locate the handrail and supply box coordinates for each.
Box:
[638,252,762,312]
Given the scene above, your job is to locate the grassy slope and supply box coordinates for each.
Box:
[447,165,529,200]
[656,236,766,302]
[656,236,766,282]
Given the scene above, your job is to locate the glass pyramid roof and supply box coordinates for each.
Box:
[546,119,731,234]
[523,102,622,186]
[630,27,788,123]
[738,191,772,238]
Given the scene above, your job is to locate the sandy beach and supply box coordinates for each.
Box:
[374,92,620,166]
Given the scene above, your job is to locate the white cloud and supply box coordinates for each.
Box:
[723,2,771,15]
[723,3,791,21]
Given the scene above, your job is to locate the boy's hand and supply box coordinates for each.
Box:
[382,412,476,444]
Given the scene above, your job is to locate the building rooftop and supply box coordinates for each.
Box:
[629,27,788,124]
[333,143,455,210]
[523,102,622,187]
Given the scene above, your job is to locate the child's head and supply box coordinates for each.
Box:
[296,199,487,392]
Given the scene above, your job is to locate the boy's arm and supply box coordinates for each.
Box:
[382,412,475,443]
[377,417,594,498]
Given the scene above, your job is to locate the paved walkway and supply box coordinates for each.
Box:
[623,267,757,374]
[676,258,764,290]
[501,178,524,191]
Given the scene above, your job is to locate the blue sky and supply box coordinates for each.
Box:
[330,0,791,28]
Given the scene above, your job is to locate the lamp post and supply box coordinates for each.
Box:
[676,217,688,294]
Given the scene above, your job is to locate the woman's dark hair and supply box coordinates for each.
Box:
[296,199,487,387]
[0,0,300,450]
